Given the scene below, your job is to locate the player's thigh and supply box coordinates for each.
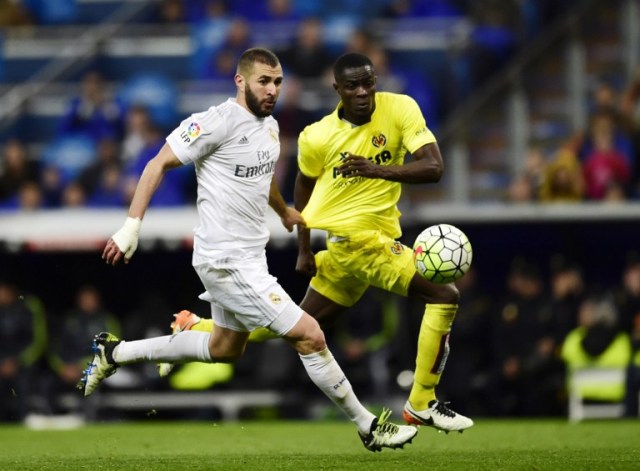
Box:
[408,273,460,304]
[329,231,416,297]
[309,249,369,308]
[299,284,349,326]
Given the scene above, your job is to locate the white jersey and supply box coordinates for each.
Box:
[166,98,280,260]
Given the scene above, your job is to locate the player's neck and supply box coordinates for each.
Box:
[338,108,370,127]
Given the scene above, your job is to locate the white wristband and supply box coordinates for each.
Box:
[111,217,142,259]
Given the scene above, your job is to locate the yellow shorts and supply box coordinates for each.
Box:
[310,230,416,307]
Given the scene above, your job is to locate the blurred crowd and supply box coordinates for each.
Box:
[0,0,580,210]
[1,250,639,422]
[507,71,640,203]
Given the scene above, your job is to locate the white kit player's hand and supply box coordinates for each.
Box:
[111,217,142,259]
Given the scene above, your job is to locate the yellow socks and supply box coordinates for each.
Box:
[191,318,213,332]
[408,304,458,410]
[190,318,278,342]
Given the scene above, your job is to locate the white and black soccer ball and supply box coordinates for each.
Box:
[413,224,473,284]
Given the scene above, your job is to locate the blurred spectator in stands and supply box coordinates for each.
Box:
[61,181,86,208]
[273,77,319,200]
[538,146,584,203]
[489,259,562,416]
[620,66,640,195]
[16,181,44,211]
[197,17,252,80]
[121,105,152,165]
[0,0,33,26]
[464,0,520,87]
[123,122,193,206]
[522,145,546,192]
[46,285,121,416]
[278,17,333,79]
[221,17,252,56]
[578,108,634,173]
[560,293,632,406]
[85,164,125,208]
[581,110,632,200]
[615,252,640,335]
[73,137,124,208]
[548,256,586,348]
[202,46,239,81]
[184,0,229,25]
[40,166,64,208]
[0,139,39,208]
[0,281,47,422]
[77,138,120,197]
[438,265,492,416]
[156,0,185,25]
[58,71,126,144]
[344,27,377,56]
[506,173,535,203]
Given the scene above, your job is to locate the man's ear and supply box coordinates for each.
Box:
[234,73,245,89]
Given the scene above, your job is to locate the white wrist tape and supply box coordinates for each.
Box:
[111,217,142,259]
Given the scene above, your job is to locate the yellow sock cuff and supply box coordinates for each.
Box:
[191,318,213,333]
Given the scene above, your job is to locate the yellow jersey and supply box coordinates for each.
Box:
[297,91,436,238]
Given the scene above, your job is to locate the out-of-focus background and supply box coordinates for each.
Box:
[1,0,639,427]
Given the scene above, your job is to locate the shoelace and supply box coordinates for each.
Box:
[433,401,456,418]
[374,408,399,435]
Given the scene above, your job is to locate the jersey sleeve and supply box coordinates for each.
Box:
[166,108,227,164]
[297,125,324,178]
[397,95,436,154]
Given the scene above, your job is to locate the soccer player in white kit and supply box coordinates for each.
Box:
[79,48,417,452]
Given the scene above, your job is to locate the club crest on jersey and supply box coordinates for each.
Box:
[180,121,204,145]
[371,133,386,148]
[390,241,404,255]
[269,128,279,143]
[269,293,282,304]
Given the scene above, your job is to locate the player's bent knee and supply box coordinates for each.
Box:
[442,283,460,304]
[294,330,327,355]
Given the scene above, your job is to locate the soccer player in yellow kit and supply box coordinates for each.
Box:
[292,52,473,432]
[162,52,473,433]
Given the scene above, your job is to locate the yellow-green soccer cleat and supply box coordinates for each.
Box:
[77,332,121,397]
[157,310,202,377]
[358,408,418,452]
[403,400,474,433]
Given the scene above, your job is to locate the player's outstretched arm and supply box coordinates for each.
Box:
[102,144,182,266]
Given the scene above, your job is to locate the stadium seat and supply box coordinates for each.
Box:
[118,74,179,129]
[567,367,626,422]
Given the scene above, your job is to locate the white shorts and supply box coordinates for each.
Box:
[193,249,303,335]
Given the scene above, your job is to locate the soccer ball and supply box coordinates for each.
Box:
[413,224,473,284]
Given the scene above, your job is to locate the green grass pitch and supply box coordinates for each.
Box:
[0,418,638,470]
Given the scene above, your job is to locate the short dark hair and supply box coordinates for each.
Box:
[333,52,374,81]
[237,47,280,76]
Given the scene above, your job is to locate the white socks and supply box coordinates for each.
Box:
[112,331,212,365]
[299,348,375,435]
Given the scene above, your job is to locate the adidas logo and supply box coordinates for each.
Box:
[238,136,249,144]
